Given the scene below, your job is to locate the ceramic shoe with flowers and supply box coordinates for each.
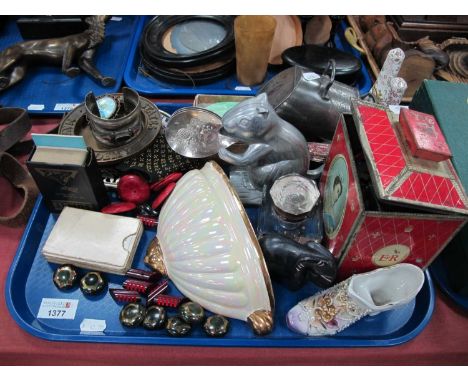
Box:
[286,263,425,336]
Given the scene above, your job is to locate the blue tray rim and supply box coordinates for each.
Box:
[5,194,435,347]
[430,256,468,311]
[122,15,152,97]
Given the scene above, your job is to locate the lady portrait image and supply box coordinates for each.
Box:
[323,154,349,238]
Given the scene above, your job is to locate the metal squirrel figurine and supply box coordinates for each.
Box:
[218,93,310,190]
[0,15,115,91]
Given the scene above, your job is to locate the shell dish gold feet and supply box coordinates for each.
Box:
[144,237,167,276]
[248,310,274,335]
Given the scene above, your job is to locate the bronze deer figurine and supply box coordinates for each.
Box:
[0,15,116,91]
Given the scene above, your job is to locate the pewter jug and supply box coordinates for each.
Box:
[259,60,360,141]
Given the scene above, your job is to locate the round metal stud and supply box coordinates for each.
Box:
[204,315,230,337]
[142,305,167,330]
[179,301,205,325]
[166,316,191,336]
[53,264,78,290]
[80,271,106,295]
[120,303,146,327]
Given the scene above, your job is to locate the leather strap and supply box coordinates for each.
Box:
[0,108,32,152]
[0,152,38,226]
[0,108,38,226]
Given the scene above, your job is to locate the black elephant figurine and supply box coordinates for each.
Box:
[259,233,337,291]
[0,15,115,91]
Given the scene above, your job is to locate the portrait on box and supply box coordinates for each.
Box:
[323,154,349,239]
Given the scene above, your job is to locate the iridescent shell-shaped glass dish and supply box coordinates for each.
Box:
[145,161,275,335]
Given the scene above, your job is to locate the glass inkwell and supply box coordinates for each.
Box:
[257,174,323,243]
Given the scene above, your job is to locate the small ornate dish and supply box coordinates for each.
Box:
[165,107,234,158]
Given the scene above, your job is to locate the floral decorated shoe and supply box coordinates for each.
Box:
[286,263,425,336]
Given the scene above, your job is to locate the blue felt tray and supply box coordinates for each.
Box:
[123,16,275,97]
[430,255,468,311]
[6,194,434,347]
[123,17,372,98]
[0,16,140,115]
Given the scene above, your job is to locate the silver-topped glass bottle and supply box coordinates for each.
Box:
[257,174,323,243]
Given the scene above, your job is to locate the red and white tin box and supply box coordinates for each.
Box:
[399,108,452,162]
[320,101,468,280]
